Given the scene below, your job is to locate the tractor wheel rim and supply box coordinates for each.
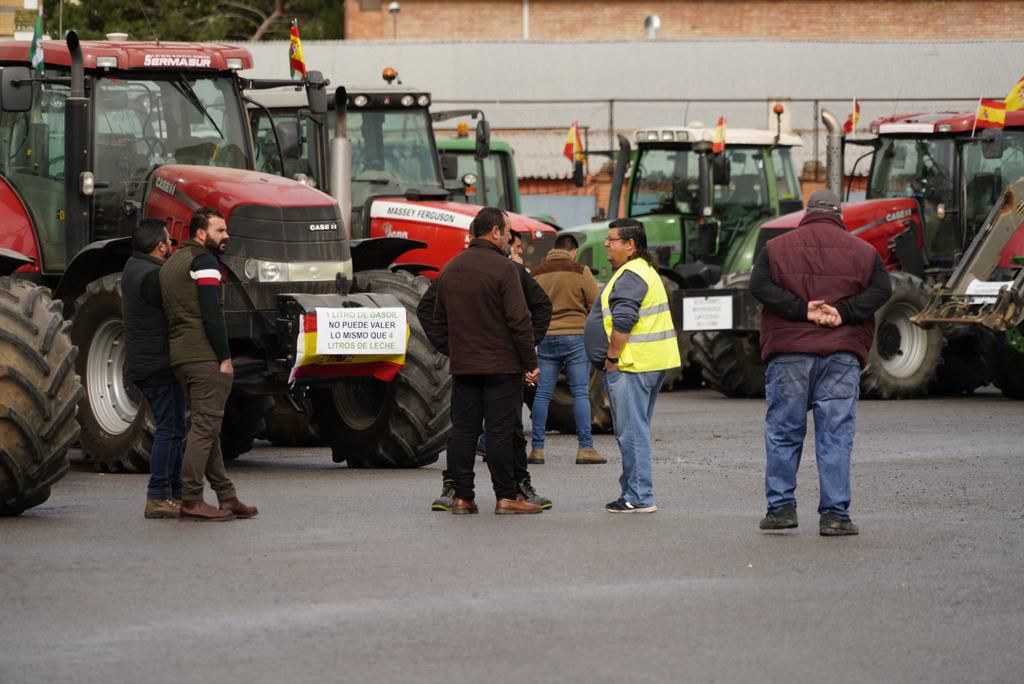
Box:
[331,377,390,431]
[877,301,930,379]
[86,318,138,435]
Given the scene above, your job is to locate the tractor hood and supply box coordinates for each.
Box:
[366,196,556,276]
[762,197,922,270]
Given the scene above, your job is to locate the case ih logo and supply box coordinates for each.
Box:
[309,223,337,232]
[885,208,913,222]
[143,55,213,68]
[154,177,176,195]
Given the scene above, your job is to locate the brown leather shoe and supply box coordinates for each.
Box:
[527,449,545,464]
[179,499,235,522]
[144,498,179,519]
[219,497,258,519]
[495,495,543,514]
[451,497,479,515]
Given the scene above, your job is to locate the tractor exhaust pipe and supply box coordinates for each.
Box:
[330,87,353,238]
[606,135,631,220]
[64,31,90,260]
[821,109,843,196]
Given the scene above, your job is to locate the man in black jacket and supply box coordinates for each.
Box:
[419,247,553,512]
[122,219,184,519]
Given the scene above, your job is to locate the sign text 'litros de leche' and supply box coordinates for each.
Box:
[315,307,407,355]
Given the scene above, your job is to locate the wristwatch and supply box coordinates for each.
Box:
[606,356,619,364]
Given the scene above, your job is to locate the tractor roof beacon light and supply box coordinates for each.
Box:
[773,103,785,144]
[382,67,398,85]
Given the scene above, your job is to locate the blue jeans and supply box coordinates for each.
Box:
[764,353,861,519]
[531,335,593,449]
[604,369,666,507]
[141,382,187,500]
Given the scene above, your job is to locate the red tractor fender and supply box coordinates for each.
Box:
[0,177,41,275]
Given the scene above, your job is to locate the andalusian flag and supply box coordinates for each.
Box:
[712,117,726,154]
[975,97,1006,130]
[1005,75,1024,112]
[843,99,861,134]
[289,19,307,79]
[28,13,44,74]
[563,121,583,162]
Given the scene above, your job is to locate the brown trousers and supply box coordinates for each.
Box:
[175,361,236,502]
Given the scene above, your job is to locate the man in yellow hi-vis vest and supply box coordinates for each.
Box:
[583,219,680,513]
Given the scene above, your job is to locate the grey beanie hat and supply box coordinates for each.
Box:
[806,189,842,215]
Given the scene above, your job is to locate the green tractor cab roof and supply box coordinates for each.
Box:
[436,138,514,155]
[634,126,802,147]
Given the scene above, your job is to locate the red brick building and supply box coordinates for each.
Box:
[346,1,1024,41]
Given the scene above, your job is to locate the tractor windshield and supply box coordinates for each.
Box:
[349,108,443,207]
[92,74,250,239]
[961,129,1024,234]
[629,147,701,217]
[714,148,774,230]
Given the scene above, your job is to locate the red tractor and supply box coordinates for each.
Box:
[0,34,451,513]
[682,107,1024,399]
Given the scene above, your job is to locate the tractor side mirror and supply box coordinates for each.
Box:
[0,66,34,113]
[439,153,459,180]
[475,119,491,160]
[275,121,303,160]
[712,155,731,186]
[305,71,328,115]
[979,128,1004,160]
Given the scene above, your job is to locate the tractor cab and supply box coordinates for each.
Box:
[863,111,1024,269]
[568,125,802,282]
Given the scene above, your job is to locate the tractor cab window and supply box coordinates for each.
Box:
[962,129,1024,236]
[92,75,250,240]
[251,106,318,185]
[770,147,802,204]
[0,77,69,271]
[629,147,699,217]
[457,152,513,211]
[715,148,771,230]
[348,108,442,208]
[868,137,956,263]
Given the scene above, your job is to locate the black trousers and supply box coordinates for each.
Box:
[449,373,522,501]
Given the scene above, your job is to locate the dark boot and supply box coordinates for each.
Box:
[819,513,859,536]
[180,499,235,522]
[759,505,798,530]
[219,497,258,519]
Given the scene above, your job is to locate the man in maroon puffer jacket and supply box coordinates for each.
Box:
[750,189,892,537]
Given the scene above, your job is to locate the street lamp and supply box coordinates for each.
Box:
[388,1,401,40]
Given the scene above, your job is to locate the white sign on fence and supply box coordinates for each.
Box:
[314,307,407,355]
[682,295,733,331]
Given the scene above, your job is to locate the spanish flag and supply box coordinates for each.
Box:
[563,121,584,162]
[976,97,1006,130]
[289,19,307,79]
[843,99,861,134]
[1005,75,1024,112]
[288,313,407,384]
[712,117,726,154]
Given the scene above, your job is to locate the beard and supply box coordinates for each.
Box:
[205,236,228,253]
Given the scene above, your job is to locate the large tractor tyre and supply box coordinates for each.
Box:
[220,393,273,461]
[992,328,1024,400]
[0,278,82,515]
[312,269,450,468]
[861,272,943,399]
[689,270,766,398]
[691,330,766,398]
[72,273,154,472]
[545,368,613,435]
[929,328,996,396]
[259,395,321,447]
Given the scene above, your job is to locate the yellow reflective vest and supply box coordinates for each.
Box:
[601,258,681,373]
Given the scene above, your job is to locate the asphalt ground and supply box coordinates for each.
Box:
[1,388,1022,684]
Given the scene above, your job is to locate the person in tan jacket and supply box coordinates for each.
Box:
[528,233,606,465]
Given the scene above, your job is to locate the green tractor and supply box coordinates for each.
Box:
[436,136,523,214]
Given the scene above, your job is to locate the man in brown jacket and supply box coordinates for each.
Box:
[434,207,543,515]
[528,233,605,465]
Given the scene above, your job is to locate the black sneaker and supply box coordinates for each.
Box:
[819,513,859,536]
[517,478,552,509]
[759,505,798,530]
[431,480,456,511]
[606,498,657,514]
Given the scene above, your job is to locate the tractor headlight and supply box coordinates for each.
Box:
[243,258,353,283]
[417,94,430,107]
[401,95,415,107]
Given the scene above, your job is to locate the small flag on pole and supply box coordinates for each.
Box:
[1005,75,1024,113]
[289,19,307,79]
[974,97,1006,135]
[28,13,44,74]
[712,117,726,154]
[563,121,584,163]
[843,99,861,134]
